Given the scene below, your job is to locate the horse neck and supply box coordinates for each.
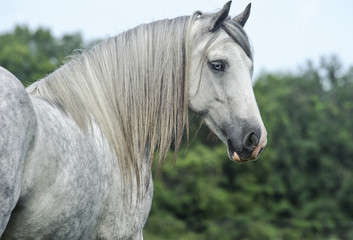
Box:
[29,17,191,193]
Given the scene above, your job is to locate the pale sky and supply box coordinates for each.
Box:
[1,0,353,78]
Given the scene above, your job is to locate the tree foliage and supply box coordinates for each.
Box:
[1,26,352,239]
[0,26,83,85]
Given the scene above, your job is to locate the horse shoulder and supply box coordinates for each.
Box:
[2,94,115,239]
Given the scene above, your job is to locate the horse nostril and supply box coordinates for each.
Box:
[243,132,259,151]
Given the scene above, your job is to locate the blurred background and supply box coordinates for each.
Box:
[1,0,353,239]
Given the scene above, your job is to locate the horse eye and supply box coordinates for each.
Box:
[210,60,226,72]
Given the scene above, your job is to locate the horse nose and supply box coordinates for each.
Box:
[243,131,260,152]
[227,127,266,162]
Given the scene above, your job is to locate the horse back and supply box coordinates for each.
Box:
[0,67,37,236]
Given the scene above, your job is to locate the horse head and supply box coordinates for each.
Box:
[188,1,267,162]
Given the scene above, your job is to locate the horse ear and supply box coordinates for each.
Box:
[210,1,232,32]
[232,3,251,27]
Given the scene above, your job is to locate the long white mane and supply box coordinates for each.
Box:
[27,16,193,188]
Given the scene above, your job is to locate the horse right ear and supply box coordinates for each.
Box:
[210,1,232,32]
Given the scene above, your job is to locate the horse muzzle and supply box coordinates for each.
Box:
[227,127,267,162]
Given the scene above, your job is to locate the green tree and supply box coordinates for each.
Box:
[0,25,83,85]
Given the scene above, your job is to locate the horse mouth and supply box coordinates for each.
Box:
[227,139,263,163]
[227,139,245,162]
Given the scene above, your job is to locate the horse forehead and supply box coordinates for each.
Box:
[208,34,252,65]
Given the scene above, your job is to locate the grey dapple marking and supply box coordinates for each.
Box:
[0,68,37,236]
[0,2,267,239]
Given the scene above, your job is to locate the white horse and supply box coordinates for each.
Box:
[0,1,267,239]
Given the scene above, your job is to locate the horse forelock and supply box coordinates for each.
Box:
[221,20,253,61]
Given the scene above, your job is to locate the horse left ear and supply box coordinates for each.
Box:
[232,3,251,27]
[210,1,232,32]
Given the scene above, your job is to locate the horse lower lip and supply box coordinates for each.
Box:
[227,139,253,162]
[232,151,241,162]
[227,145,244,162]
[227,140,242,162]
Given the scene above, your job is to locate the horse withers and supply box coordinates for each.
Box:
[0,2,266,239]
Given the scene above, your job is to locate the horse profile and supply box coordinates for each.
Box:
[0,1,267,239]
